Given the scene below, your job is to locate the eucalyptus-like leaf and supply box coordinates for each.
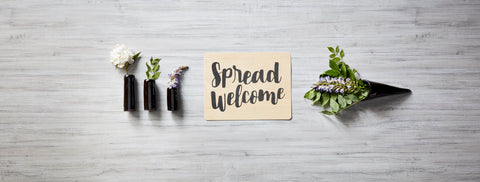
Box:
[146,71,151,79]
[335,46,339,53]
[348,69,355,80]
[321,93,329,106]
[340,50,345,58]
[146,63,151,71]
[304,89,316,100]
[153,64,159,72]
[344,96,352,105]
[341,63,347,78]
[324,70,340,77]
[313,92,322,104]
[347,94,359,102]
[329,60,339,71]
[321,110,334,115]
[330,93,338,101]
[332,57,340,62]
[338,95,347,108]
[153,59,160,65]
[361,90,369,97]
[133,52,141,61]
[330,99,339,113]
[153,72,161,80]
[328,47,335,53]
[329,54,336,58]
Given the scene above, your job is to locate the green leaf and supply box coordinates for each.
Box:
[345,97,352,105]
[345,94,358,102]
[329,60,340,71]
[356,93,363,100]
[330,93,338,101]
[332,57,340,62]
[133,52,141,61]
[146,63,151,71]
[322,110,334,115]
[341,63,347,78]
[338,95,347,108]
[304,89,316,100]
[329,54,336,58]
[328,47,335,53]
[146,71,150,79]
[340,50,345,58]
[335,46,339,53]
[321,93,329,106]
[153,64,159,72]
[330,99,339,113]
[313,92,322,104]
[153,72,161,80]
[361,90,369,97]
[324,70,340,77]
[153,59,161,65]
[348,69,355,80]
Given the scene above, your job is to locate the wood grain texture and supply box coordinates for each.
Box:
[1,0,479,181]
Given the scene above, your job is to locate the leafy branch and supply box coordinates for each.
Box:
[146,57,161,80]
[304,46,370,115]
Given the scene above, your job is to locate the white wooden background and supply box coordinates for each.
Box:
[1,0,479,181]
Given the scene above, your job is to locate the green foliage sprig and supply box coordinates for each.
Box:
[304,46,370,115]
[146,57,161,80]
[126,52,141,75]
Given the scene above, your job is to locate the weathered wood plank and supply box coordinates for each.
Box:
[1,0,479,181]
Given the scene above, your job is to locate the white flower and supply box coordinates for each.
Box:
[110,44,136,69]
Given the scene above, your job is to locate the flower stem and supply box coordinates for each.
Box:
[125,64,129,75]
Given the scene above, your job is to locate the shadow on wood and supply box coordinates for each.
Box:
[335,93,412,125]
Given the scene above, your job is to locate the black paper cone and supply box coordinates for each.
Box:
[363,80,411,100]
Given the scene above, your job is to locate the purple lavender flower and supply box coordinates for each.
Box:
[312,76,355,94]
[168,66,189,88]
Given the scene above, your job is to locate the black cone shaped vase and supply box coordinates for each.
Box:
[363,80,411,100]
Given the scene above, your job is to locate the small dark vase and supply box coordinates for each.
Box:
[144,79,157,111]
[124,75,136,111]
[167,87,178,111]
[364,80,412,100]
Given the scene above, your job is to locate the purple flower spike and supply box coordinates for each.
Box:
[167,66,189,88]
[311,76,356,94]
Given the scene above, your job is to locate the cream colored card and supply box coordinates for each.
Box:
[204,52,292,120]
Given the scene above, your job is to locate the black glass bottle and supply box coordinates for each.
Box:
[144,79,157,110]
[124,75,136,111]
[167,87,178,111]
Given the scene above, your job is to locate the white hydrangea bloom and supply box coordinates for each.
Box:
[110,44,136,68]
